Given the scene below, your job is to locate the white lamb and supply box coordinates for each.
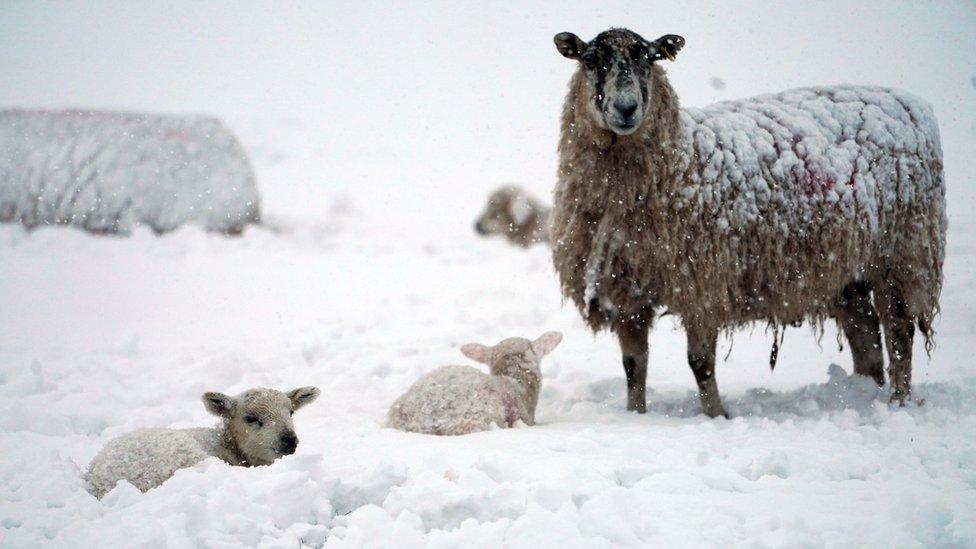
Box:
[85,386,319,499]
[473,185,551,247]
[387,332,562,435]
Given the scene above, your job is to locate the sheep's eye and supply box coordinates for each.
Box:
[289,410,294,416]
[244,415,261,426]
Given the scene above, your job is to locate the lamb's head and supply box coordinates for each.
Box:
[203,386,320,466]
[474,186,538,240]
[554,28,684,135]
[461,332,563,384]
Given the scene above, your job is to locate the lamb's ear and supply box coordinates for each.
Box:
[554,32,586,60]
[532,331,563,357]
[203,392,235,418]
[649,34,685,62]
[288,386,320,411]
[510,193,534,226]
[461,343,492,364]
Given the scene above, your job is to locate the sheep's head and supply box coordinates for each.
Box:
[203,387,320,466]
[461,332,563,384]
[554,28,684,135]
[474,186,538,241]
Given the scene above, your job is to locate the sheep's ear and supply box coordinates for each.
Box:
[288,386,320,411]
[461,343,492,365]
[649,34,685,62]
[532,331,563,357]
[554,32,586,60]
[203,392,235,418]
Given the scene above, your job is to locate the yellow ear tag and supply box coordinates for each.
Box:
[664,50,676,62]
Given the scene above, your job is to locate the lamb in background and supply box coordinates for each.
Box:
[85,386,319,498]
[388,332,562,435]
[474,185,551,247]
[550,29,946,417]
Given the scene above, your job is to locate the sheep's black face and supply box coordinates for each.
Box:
[555,29,684,135]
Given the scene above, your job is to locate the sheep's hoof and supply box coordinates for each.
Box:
[699,394,728,419]
[703,406,728,419]
[626,401,647,414]
[889,390,920,407]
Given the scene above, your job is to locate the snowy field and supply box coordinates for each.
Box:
[2,2,976,547]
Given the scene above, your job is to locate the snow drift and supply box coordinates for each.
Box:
[0,110,260,235]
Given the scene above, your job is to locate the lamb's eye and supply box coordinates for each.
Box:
[244,415,261,427]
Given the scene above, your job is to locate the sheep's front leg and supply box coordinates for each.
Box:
[686,324,728,418]
[616,320,649,413]
[836,281,885,386]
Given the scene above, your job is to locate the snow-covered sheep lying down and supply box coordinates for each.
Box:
[388,332,562,435]
[85,387,319,499]
[0,109,260,236]
[474,185,551,247]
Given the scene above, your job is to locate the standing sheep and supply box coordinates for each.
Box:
[85,386,319,498]
[550,29,946,417]
[474,185,551,247]
[388,332,562,435]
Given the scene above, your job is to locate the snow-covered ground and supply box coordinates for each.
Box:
[1,2,975,547]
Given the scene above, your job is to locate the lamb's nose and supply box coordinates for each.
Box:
[613,100,638,120]
[279,433,298,454]
[474,220,487,235]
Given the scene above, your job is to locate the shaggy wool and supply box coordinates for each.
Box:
[552,66,946,339]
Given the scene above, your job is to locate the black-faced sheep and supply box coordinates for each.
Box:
[550,29,946,417]
[387,332,562,435]
[85,387,319,498]
[474,185,551,247]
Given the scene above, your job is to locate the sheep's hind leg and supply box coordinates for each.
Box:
[875,285,916,405]
[686,324,728,418]
[616,320,649,413]
[836,282,885,386]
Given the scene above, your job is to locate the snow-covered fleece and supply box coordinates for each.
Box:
[0,109,260,235]
[552,68,946,336]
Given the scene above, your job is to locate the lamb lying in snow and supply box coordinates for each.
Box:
[474,185,551,247]
[85,386,319,499]
[388,332,562,435]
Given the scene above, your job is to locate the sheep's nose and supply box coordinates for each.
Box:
[613,99,638,120]
[474,220,487,235]
[279,433,298,454]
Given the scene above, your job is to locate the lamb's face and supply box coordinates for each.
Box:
[554,29,684,136]
[488,338,543,379]
[461,332,563,383]
[203,387,320,466]
[474,187,536,238]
